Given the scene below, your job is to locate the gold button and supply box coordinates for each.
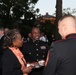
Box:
[37,54,39,56]
[36,44,38,45]
[29,52,31,55]
[43,55,45,57]
[36,49,38,51]
[33,41,34,42]
[37,59,38,61]
[43,52,45,53]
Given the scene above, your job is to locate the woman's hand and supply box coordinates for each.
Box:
[22,66,33,74]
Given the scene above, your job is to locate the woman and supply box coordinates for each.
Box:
[1,29,33,75]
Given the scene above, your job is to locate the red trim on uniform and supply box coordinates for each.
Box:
[45,51,50,66]
[55,39,66,43]
[67,36,76,39]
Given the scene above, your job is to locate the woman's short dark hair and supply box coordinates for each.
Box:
[3,29,20,48]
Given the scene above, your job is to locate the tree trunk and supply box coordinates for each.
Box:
[55,0,62,40]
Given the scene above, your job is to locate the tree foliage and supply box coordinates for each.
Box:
[39,20,55,44]
[0,0,39,33]
[63,8,76,17]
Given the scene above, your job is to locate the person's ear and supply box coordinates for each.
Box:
[13,41,16,47]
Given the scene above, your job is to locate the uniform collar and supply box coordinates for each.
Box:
[66,33,76,39]
[30,38,40,43]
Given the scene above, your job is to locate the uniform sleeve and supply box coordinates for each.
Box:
[43,44,58,75]
[1,50,23,75]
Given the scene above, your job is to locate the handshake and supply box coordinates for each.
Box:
[26,60,45,68]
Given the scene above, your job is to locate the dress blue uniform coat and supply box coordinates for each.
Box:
[22,38,48,75]
[43,34,76,75]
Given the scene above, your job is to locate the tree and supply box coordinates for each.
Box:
[63,8,76,17]
[39,20,55,44]
[0,0,39,29]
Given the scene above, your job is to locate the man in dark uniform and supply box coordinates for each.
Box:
[43,15,76,75]
[0,26,5,75]
[22,27,48,75]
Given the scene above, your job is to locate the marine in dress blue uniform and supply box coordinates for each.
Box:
[43,15,76,75]
[22,27,48,75]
